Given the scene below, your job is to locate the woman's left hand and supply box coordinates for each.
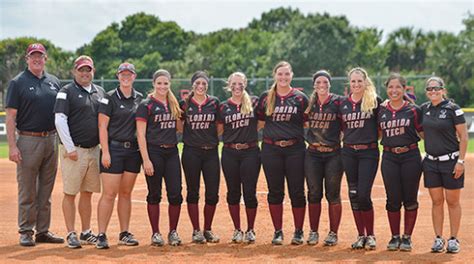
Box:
[453,163,464,179]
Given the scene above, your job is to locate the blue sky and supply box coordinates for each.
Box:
[1,0,472,51]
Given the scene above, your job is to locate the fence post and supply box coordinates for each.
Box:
[101,76,104,88]
[265,76,270,89]
[210,76,214,96]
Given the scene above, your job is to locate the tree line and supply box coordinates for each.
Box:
[1,8,473,106]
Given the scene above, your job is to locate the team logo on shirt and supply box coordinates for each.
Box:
[78,94,83,98]
[155,106,160,111]
[100,98,109,105]
[426,112,430,116]
[343,105,348,110]
[49,82,56,90]
[120,105,125,109]
[439,109,447,119]
[29,86,34,91]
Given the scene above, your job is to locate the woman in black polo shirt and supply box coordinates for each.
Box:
[217,72,260,244]
[421,76,468,254]
[136,69,184,247]
[96,63,143,249]
[180,71,221,244]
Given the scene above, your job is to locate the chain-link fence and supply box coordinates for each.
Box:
[66,74,432,102]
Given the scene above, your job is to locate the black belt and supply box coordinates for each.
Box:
[224,142,257,150]
[344,143,378,150]
[263,138,298,147]
[109,140,138,149]
[383,143,418,154]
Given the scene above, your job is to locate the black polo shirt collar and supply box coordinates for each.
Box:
[427,99,449,109]
[116,86,138,100]
[73,79,99,94]
[24,67,46,80]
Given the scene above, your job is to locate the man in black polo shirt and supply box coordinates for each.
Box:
[6,43,64,246]
[54,55,105,248]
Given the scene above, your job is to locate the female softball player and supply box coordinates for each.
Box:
[421,76,468,254]
[217,72,260,244]
[340,67,381,250]
[304,70,343,246]
[257,61,308,245]
[96,63,143,249]
[180,71,221,244]
[136,69,184,246]
[378,73,423,251]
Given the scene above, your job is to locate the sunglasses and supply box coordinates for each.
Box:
[425,86,444,92]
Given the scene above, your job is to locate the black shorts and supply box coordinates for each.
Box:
[423,158,464,189]
[100,145,142,174]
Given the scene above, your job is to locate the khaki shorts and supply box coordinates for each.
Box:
[60,144,101,195]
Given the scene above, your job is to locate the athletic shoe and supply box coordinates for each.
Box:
[351,236,366,249]
[204,230,220,243]
[20,232,35,247]
[365,235,376,250]
[35,231,64,243]
[244,229,256,244]
[291,229,304,245]
[399,235,412,252]
[307,230,319,245]
[272,230,284,245]
[231,229,244,244]
[168,230,182,246]
[66,232,82,249]
[446,237,460,253]
[387,235,401,251]
[118,231,139,246]
[80,230,97,245]
[431,236,445,253]
[192,230,206,244]
[323,231,338,246]
[151,233,165,247]
[96,233,109,249]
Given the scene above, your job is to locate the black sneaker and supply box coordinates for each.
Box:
[399,235,412,252]
[119,231,139,246]
[66,232,82,249]
[96,233,109,249]
[272,230,284,245]
[35,232,64,244]
[19,232,35,247]
[387,235,401,251]
[80,230,98,245]
[291,229,304,245]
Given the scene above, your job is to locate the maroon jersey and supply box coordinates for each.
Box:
[306,94,342,146]
[257,89,308,142]
[378,102,423,147]
[339,95,382,144]
[136,96,178,146]
[218,96,258,144]
[180,95,220,147]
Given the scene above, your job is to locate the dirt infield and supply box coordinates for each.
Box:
[0,155,473,263]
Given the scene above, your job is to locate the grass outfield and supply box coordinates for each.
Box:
[0,139,473,159]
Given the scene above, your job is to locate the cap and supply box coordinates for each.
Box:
[26,43,46,55]
[117,62,136,74]
[74,55,94,70]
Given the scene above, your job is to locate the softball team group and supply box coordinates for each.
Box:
[6,44,468,255]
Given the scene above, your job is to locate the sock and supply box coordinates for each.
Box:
[308,203,322,231]
[168,204,181,232]
[187,203,200,230]
[147,204,160,234]
[228,204,241,230]
[269,204,283,230]
[204,204,217,230]
[328,203,342,233]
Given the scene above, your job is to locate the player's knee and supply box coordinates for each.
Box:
[290,193,306,208]
[168,193,183,205]
[268,192,284,205]
[325,190,341,204]
[205,194,219,206]
[243,193,257,208]
[403,201,418,211]
[226,195,240,205]
[348,188,360,210]
[146,194,162,204]
[186,193,199,204]
[386,202,402,212]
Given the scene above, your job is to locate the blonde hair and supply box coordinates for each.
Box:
[266,61,292,116]
[225,72,253,115]
[348,67,378,114]
[305,70,331,114]
[151,69,182,120]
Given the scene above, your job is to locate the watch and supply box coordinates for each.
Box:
[457,159,464,165]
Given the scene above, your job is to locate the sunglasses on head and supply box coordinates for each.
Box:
[425,86,444,92]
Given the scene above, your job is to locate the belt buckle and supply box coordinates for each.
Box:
[123,142,131,148]
[352,145,360,150]
[439,155,449,161]
[393,147,403,154]
[235,143,246,150]
[40,131,48,137]
[278,140,290,147]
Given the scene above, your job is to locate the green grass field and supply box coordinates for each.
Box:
[0,139,473,159]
